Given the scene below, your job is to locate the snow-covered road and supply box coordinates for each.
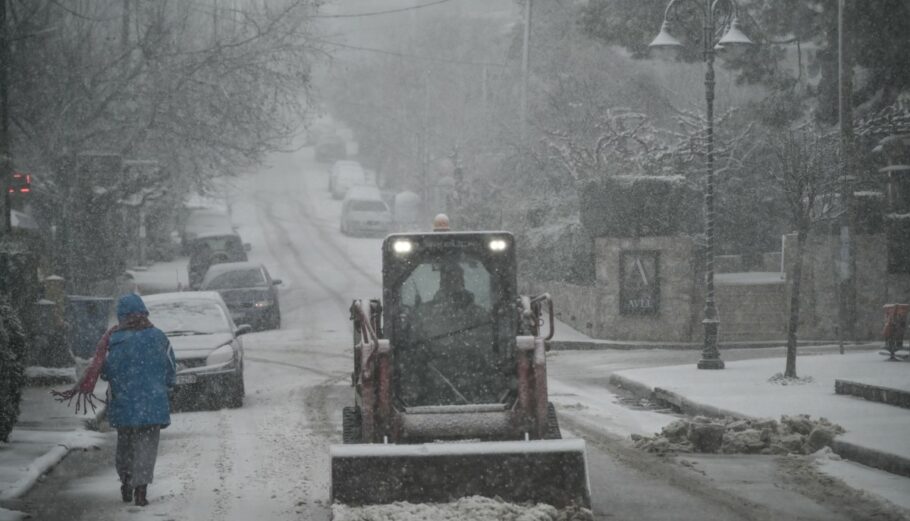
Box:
[12,143,892,521]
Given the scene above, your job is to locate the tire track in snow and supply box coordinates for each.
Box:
[557,413,771,521]
[244,355,339,378]
[255,196,352,312]
[253,200,339,328]
[292,191,382,287]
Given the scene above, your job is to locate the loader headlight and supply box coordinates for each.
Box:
[489,239,508,252]
[392,240,413,254]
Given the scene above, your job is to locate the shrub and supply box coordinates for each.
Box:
[0,297,27,442]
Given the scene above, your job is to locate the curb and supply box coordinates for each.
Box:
[609,372,910,478]
[550,339,868,352]
[0,405,107,502]
[831,440,910,478]
[834,379,910,409]
[0,444,70,502]
[609,373,751,420]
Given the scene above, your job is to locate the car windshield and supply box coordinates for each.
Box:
[204,268,266,289]
[146,300,231,335]
[399,256,493,312]
[349,200,387,212]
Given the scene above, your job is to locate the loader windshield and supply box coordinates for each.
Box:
[393,252,512,407]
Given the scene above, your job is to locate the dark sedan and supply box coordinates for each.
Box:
[200,262,282,331]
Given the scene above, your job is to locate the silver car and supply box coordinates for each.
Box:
[143,292,250,409]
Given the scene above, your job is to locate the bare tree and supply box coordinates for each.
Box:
[6,0,321,288]
[766,125,840,378]
[11,0,321,186]
[544,109,674,182]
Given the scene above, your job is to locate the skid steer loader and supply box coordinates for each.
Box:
[330,227,591,509]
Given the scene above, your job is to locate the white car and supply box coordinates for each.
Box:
[329,160,368,200]
[341,186,392,236]
[143,292,249,409]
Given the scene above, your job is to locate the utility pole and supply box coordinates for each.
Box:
[213,0,219,44]
[481,65,489,114]
[121,0,130,53]
[837,0,855,347]
[1,0,11,234]
[520,0,532,145]
[422,70,431,219]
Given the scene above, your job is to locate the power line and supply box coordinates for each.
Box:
[314,38,507,68]
[312,0,456,19]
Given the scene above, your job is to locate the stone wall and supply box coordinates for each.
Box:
[785,232,910,340]
[715,276,787,342]
[526,235,701,343]
[525,232,907,344]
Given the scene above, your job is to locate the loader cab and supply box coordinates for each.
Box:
[382,232,519,408]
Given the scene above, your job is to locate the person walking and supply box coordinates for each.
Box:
[54,293,176,506]
[104,293,176,506]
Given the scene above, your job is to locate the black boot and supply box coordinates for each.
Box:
[120,475,132,502]
[134,485,148,507]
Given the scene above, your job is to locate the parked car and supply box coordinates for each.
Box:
[329,160,368,200]
[187,232,250,289]
[315,135,347,163]
[181,209,234,253]
[200,262,282,331]
[143,292,249,409]
[306,122,335,146]
[393,191,421,232]
[341,185,392,236]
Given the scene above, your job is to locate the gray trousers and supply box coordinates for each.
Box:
[115,426,161,487]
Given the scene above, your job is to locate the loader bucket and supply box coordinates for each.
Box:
[330,439,590,509]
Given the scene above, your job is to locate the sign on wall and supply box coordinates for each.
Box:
[620,250,660,315]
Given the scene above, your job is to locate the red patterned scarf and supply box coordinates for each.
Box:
[52,313,154,414]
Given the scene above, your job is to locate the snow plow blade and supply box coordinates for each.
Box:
[330,439,590,508]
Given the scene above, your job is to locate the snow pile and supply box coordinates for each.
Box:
[332,496,593,521]
[632,414,845,455]
[24,366,76,385]
[0,507,27,521]
[767,373,815,385]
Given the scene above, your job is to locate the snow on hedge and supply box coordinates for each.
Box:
[332,496,592,521]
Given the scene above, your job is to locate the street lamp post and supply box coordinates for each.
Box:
[650,0,753,370]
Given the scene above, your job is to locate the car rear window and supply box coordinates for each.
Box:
[204,269,266,289]
[350,200,387,212]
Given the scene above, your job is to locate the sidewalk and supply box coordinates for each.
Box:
[548,318,863,351]
[0,385,106,519]
[0,258,183,520]
[610,352,910,505]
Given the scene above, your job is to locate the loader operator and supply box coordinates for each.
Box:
[402,261,497,406]
[433,262,476,310]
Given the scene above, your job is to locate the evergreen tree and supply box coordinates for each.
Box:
[580,0,910,122]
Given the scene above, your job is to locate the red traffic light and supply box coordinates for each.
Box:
[8,172,31,194]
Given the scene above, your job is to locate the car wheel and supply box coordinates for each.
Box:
[268,308,281,330]
[224,369,244,409]
[342,406,362,443]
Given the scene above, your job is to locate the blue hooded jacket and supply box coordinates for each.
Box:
[101,294,176,428]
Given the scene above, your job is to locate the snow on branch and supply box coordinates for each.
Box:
[543,108,677,183]
[543,106,755,185]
